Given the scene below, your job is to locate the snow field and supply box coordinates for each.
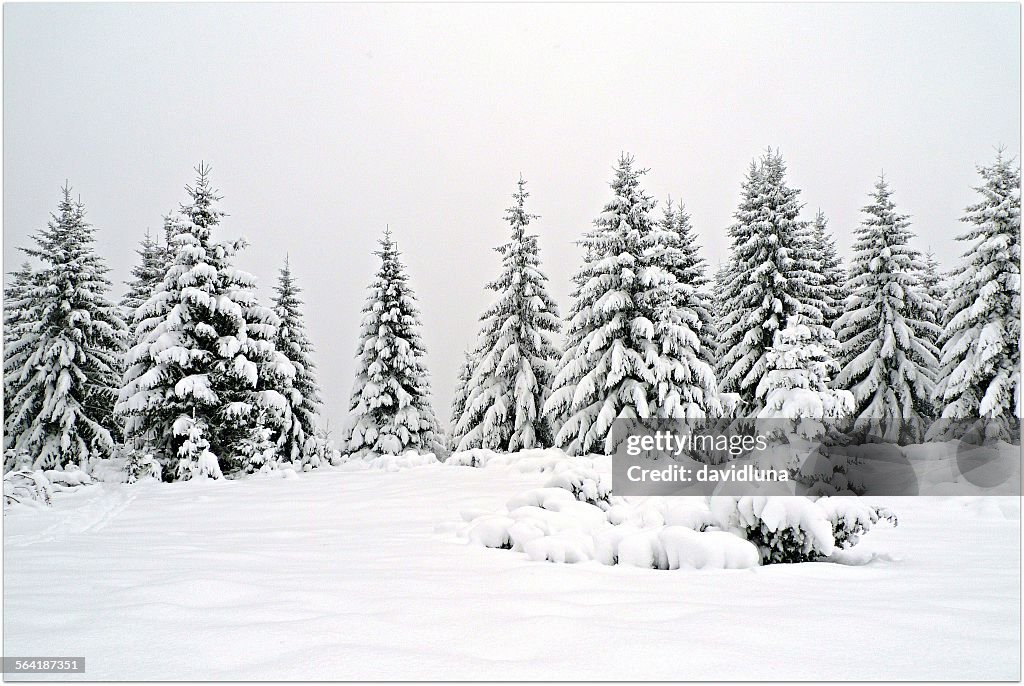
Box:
[3,454,1020,680]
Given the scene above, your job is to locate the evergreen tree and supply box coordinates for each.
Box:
[453,177,562,451]
[756,318,852,431]
[4,262,35,348]
[343,229,443,456]
[933,152,1021,433]
[717,150,825,410]
[121,229,168,324]
[447,348,476,452]
[911,250,947,367]
[810,210,847,331]
[833,176,939,442]
[117,164,288,477]
[543,155,720,455]
[4,186,126,468]
[271,255,323,462]
[663,198,719,371]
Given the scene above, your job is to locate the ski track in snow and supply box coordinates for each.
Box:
[3,465,1020,680]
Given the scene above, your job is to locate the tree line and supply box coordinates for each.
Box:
[3,149,1019,479]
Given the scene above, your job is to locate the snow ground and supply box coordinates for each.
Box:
[3,461,1020,680]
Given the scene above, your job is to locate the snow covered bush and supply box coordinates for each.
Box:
[817,498,898,549]
[711,496,897,564]
[543,465,611,510]
[173,415,222,480]
[123,447,163,483]
[3,470,52,508]
[757,320,853,435]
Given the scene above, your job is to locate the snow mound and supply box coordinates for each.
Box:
[341,450,441,472]
[43,468,95,489]
[446,447,609,476]
[3,470,53,509]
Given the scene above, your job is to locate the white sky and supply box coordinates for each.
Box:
[4,2,1020,433]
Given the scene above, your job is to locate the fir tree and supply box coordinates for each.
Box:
[717,150,825,409]
[117,164,288,477]
[271,255,323,462]
[121,229,169,324]
[447,348,476,452]
[343,229,443,456]
[453,177,562,451]
[933,152,1021,433]
[663,198,719,372]
[544,155,720,455]
[810,210,847,332]
[756,318,852,432]
[4,186,126,468]
[4,262,35,348]
[833,176,939,443]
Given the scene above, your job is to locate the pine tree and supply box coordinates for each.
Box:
[4,186,126,468]
[121,229,168,324]
[659,196,716,378]
[920,250,947,330]
[343,229,444,456]
[717,150,825,410]
[810,210,847,332]
[453,177,562,452]
[756,318,852,431]
[544,155,720,455]
[833,176,939,443]
[447,348,477,452]
[271,255,323,462]
[4,262,35,348]
[117,164,288,477]
[933,152,1021,434]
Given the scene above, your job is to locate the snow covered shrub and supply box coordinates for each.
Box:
[236,414,278,473]
[300,434,337,471]
[712,496,837,564]
[544,466,611,510]
[3,470,52,508]
[711,496,896,564]
[173,416,222,480]
[446,448,499,467]
[123,447,162,483]
[817,498,897,549]
[4,448,32,474]
[757,320,853,439]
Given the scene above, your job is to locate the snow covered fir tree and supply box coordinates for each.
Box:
[933,151,1021,437]
[833,176,940,443]
[452,177,562,451]
[717,150,828,412]
[117,165,296,478]
[342,228,444,456]
[271,256,325,463]
[544,155,721,455]
[810,210,847,331]
[120,229,170,323]
[3,186,127,468]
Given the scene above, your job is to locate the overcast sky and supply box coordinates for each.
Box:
[4,2,1020,433]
